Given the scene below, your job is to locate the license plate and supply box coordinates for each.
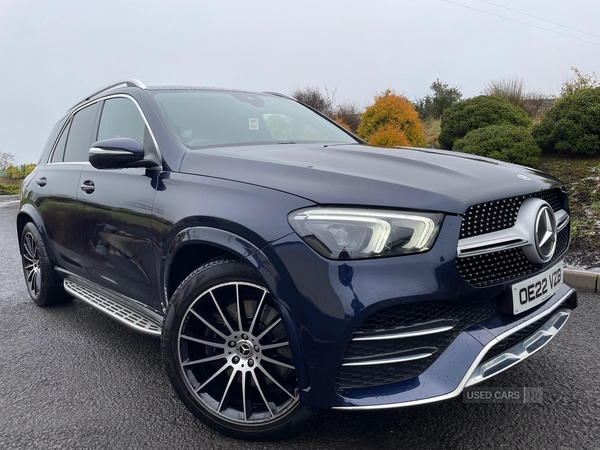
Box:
[511,261,563,315]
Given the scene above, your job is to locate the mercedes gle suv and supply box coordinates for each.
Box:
[17,79,577,439]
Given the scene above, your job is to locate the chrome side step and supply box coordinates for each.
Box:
[63,279,162,337]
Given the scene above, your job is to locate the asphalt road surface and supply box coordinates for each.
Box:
[1,195,599,449]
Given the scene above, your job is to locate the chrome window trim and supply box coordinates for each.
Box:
[47,94,162,167]
[332,287,575,410]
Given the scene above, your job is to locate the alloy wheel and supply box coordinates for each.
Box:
[177,281,299,424]
[22,231,42,297]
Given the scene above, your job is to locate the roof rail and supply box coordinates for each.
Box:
[68,79,147,112]
[261,91,295,100]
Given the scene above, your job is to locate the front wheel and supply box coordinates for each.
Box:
[162,258,316,440]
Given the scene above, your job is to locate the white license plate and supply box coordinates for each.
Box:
[511,261,563,315]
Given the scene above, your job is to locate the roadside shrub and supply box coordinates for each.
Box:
[561,67,600,97]
[5,165,24,180]
[334,102,362,133]
[359,90,426,147]
[453,124,541,167]
[533,87,600,155]
[482,76,547,118]
[367,124,410,147]
[0,184,20,195]
[23,164,36,176]
[422,117,441,148]
[439,96,532,149]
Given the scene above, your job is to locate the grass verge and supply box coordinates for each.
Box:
[539,154,600,268]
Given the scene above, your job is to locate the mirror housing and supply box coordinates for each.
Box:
[89,138,157,169]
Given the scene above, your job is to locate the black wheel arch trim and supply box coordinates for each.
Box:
[16,203,57,264]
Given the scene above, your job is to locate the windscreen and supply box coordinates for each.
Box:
[152,90,357,149]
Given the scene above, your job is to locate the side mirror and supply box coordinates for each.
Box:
[89,138,155,169]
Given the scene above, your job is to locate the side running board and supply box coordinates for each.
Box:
[63,279,163,337]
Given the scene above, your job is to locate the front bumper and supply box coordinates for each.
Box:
[333,286,575,409]
[253,216,576,410]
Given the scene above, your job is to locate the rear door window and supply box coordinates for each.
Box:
[63,103,99,163]
[50,120,71,163]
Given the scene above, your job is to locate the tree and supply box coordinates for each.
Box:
[0,151,15,171]
[415,79,462,120]
[291,85,334,116]
[482,76,547,118]
[561,67,600,97]
[439,95,532,150]
[358,90,426,147]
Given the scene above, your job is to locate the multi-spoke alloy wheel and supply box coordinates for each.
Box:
[163,258,315,440]
[20,222,70,306]
[22,231,42,298]
[178,281,299,424]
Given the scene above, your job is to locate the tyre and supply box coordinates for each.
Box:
[162,257,316,440]
[20,222,70,306]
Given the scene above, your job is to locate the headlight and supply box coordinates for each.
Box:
[287,207,444,260]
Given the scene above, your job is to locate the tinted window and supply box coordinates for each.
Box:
[50,120,71,163]
[64,104,99,162]
[98,98,147,145]
[152,91,356,149]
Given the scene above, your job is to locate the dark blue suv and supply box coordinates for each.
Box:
[17,79,577,440]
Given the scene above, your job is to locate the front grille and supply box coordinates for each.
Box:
[460,189,564,239]
[457,225,569,287]
[336,300,499,391]
[482,314,550,363]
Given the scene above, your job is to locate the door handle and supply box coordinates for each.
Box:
[36,177,47,187]
[80,180,95,194]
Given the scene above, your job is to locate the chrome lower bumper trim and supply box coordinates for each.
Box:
[342,352,433,367]
[352,324,455,341]
[466,308,570,386]
[332,288,575,410]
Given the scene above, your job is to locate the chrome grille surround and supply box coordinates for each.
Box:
[457,189,570,287]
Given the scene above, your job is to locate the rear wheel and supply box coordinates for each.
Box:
[162,258,315,440]
[20,222,70,306]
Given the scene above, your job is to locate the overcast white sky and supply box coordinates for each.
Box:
[1,0,599,164]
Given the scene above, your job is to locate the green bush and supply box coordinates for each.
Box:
[5,165,24,180]
[533,87,600,155]
[439,95,532,149]
[453,124,541,167]
[0,184,20,195]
